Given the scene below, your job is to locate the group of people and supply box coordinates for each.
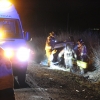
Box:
[45,32,88,75]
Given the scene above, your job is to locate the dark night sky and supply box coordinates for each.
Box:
[12,0,100,35]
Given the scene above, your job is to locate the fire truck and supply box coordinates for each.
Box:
[0,0,31,86]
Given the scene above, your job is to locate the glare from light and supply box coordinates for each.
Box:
[17,47,30,62]
[0,30,5,39]
[55,40,57,42]
[4,48,14,58]
[48,62,68,71]
[0,32,3,38]
[0,0,12,8]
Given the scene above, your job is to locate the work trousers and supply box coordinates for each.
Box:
[77,55,88,74]
[46,49,52,66]
[64,58,74,72]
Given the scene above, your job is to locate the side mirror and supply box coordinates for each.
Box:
[24,32,31,41]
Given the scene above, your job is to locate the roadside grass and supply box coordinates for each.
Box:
[15,62,100,100]
[92,46,100,70]
[28,64,100,96]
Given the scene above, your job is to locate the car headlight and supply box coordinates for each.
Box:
[4,48,14,58]
[16,47,30,62]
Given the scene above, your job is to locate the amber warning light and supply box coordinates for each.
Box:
[0,0,12,8]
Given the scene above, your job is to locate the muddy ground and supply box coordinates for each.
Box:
[14,62,100,100]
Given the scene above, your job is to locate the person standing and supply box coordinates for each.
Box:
[0,47,15,100]
[58,43,77,72]
[76,39,88,75]
[45,31,56,66]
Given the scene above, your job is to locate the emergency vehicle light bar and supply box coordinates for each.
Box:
[0,0,12,8]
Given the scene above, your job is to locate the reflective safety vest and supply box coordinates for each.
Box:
[45,36,56,51]
[59,47,77,59]
[45,37,52,51]
[64,48,74,59]
[0,58,14,90]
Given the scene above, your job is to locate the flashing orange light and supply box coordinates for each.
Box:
[0,31,3,38]
[0,0,12,8]
[0,30,5,38]
[0,33,2,38]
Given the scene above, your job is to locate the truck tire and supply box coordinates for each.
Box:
[17,65,27,88]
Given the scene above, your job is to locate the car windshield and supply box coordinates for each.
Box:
[0,18,23,39]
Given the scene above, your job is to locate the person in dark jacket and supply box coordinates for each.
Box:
[75,39,88,74]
